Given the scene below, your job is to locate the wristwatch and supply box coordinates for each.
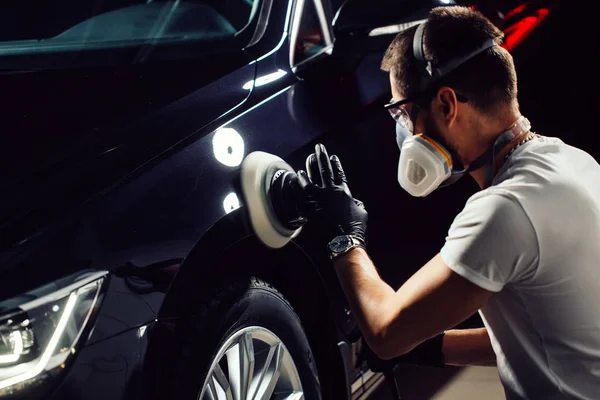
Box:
[328,235,365,259]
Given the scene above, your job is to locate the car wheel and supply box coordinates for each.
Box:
[170,277,322,400]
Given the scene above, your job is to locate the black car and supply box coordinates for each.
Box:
[0,0,552,399]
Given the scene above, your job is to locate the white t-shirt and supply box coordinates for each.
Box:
[440,136,600,399]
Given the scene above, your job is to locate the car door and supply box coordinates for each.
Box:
[0,1,259,282]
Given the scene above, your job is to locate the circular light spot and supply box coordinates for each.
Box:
[213,128,245,167]
[223,192,241,214]
[52,305,60,312]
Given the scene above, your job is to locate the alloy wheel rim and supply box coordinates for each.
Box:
[199,326,304,400]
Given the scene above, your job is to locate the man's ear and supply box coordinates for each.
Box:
[437,87,459,126]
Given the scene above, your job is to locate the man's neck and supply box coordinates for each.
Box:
[468,112,530,189]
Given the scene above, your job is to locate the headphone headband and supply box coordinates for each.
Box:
[413,22,497,92]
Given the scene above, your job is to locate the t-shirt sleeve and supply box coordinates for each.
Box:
[440,191,539,292]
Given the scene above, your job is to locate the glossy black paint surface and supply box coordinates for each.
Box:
[53,322,153,400]
[0,0,387,396]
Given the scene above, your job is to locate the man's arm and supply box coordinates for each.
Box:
[443,328,496,366]
[333,249,494,361]
[297,144,507,365]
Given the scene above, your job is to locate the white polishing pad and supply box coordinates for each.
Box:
[240,151,303,249]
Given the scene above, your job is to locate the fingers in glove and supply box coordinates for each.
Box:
[331,155,351,196]
[306,153,322,187]
[315,143,334,188]
[296,170,321,214]
[353,198,366,210]
[297,170,313,192]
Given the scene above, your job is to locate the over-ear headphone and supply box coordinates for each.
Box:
[412,22,497,93]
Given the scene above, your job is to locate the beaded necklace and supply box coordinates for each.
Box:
[504,132,538,162]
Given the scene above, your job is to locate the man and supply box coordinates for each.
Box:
[297,6,600,400]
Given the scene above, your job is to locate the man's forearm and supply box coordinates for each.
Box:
[332,248,495,363]
[332,247,397,353]
[443,328,496,366]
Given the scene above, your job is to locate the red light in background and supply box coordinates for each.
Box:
[440,2,552,52]
[503,3,528,20]
[502,8,550,52]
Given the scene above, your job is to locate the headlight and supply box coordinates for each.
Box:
[0,271,107,397]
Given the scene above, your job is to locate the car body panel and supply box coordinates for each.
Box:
[53,322,153,400]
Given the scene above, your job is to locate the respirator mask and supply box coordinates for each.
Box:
[388,23,531,197]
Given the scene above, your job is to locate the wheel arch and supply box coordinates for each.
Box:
[154,207,350,398]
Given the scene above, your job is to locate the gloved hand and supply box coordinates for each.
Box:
[297,143,368,247]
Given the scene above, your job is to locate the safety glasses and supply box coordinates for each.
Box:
[385,98,414,131]
[384,91,469,131]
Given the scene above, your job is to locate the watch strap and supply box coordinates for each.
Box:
[329,235,365,259]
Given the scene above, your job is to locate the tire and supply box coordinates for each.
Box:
[169,277,322,400]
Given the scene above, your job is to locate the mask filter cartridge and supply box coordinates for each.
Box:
[398,135,452,197]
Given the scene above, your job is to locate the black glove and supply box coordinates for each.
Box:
[297,143,368,247]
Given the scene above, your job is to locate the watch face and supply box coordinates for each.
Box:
[330,236,350,253]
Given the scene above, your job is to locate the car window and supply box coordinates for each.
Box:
[290,0,332,68]
[0,0,259,68]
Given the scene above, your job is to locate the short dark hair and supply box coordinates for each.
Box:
[381,6,518,113]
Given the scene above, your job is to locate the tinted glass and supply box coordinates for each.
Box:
[0,0,258,67]
[291,0,330,67]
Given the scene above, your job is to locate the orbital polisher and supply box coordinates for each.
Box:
[239,152,312,249]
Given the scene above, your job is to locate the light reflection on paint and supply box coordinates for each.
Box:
[243,69,287,90]
[223,192,241,214]
[138,326,147,338]
[212,128,245,167]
